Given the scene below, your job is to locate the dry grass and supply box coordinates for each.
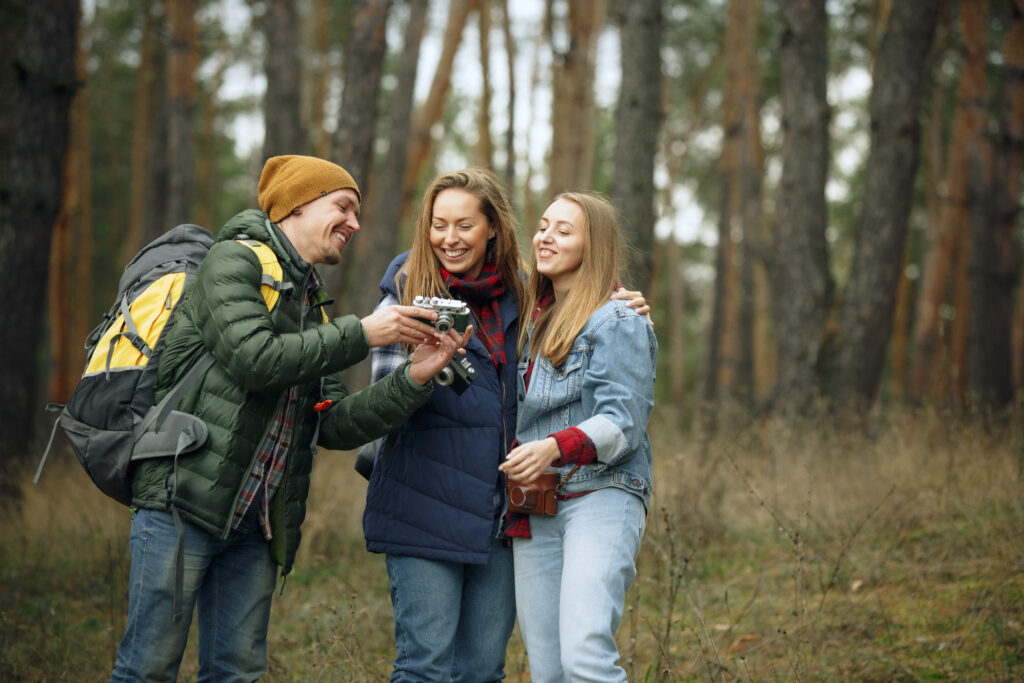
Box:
[3,407,1022,681]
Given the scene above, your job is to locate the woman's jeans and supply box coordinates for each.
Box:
[385,531,516,682]
[512,487,646,683]
[110,507,278,683]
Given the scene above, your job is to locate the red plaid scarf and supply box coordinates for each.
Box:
[441,261,507,366]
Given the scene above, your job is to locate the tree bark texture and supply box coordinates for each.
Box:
[0,0,78,484]
[343,0,428,390]
[262,0,305,160]
[166,0,197,223]
[499,0,516,188]
[357,0,428,318]
[125,0,155,261]
[323,0,392,313]
[1001,1,1024,392]
[611,0,663,293]
[772,0,833,414]
[49,21,92,403]
[548,0,606,197]
[967,2,1024,411]
[831,0,943,410]
[965,141,1015,410]
[911,0,987,402]
[475,0,494,170]
[401,0,472,218]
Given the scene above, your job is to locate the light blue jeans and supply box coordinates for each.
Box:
[385,532,516,682]
[512,487,646,683]
[110,507,278,683]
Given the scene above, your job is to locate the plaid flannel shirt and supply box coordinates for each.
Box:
[370,293,408,384]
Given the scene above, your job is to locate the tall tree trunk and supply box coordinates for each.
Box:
[262,0,305,159]
[475,0,494,170]
[1002,1,1024,395]
[911,0,987,403]
[830,0,943,411]
[346,0,429,390]
[166,0,196,222]
[0,0,78,493]
[311,0,332,159]
[323,0,392,313]
[732,0,762,412]
[143,6,170,242]
[125,0,155,261]
[548,0,606,196]
[771,0,832,414]
[196,44,229,231]
[49,15,92,403]
[967,1,1024,411]
[499,0,516,188]
[610,0,663,292]
[965,140,1015,411]
[401,0,472,218]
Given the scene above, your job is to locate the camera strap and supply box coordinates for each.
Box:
[556,464,582,492]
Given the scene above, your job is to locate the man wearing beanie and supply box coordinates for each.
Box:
[111,155,470,682]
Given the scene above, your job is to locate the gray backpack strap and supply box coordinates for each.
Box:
[135,352,215,440]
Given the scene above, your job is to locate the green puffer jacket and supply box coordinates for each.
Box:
[131,209,433,573]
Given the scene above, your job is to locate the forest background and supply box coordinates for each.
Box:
[2,0,1024,680]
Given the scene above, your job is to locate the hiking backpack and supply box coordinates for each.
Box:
[35,223,287,505]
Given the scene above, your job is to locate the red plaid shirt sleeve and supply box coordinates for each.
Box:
[550,427,597,467]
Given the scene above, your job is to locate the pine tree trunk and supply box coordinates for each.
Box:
[311,0,332,158]
[1003,2,1024,395]
[610,0,663,293]
[772,0,833,414]
[499,0,516,188]
[166,0,196,223]
[911,0,987,402]
[401,0,472,215]
[262,0,304,159]
[0,0,78,491]
[49,19,92,403]
[967,2,1024,411]
[323,0,391,313]
[345,0,428,390]
[548,0,606,197]
[126,0,155,261]
[475,0,494,170]
[830,0,942,411]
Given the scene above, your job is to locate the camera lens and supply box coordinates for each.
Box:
[509,486,538,511]
[436,366,454,386]
[435,313,453,334]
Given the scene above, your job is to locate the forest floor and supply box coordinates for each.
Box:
[3,407,1022,681]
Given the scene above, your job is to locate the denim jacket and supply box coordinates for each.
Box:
[515,298,657,508]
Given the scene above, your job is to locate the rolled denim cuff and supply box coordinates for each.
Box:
[576,414,629,466]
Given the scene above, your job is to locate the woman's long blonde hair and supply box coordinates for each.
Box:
[399,168,526,317]
[519,191,624,367]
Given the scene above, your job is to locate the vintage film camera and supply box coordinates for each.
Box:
[412,296,478,394]
[507,471,560,516]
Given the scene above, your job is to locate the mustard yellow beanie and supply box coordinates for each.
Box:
[258,155,361,223]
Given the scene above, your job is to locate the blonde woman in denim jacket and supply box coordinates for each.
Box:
[500,191,657,683]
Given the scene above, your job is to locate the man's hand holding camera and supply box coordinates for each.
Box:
[361,305,445,347]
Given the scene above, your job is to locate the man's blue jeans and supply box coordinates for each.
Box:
[512,487,646,683]
[110,507,278,683]
[385,532,516,682]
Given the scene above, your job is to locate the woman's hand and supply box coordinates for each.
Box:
[407,326,474,386]
[500,437,561,484]
[612,287,652,323]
